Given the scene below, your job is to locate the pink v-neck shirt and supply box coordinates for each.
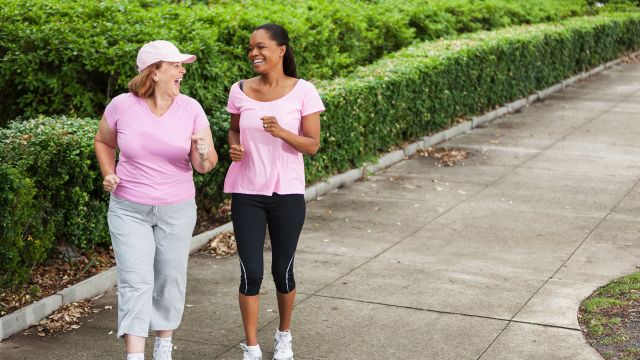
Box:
[224,79,325,195]
[104,93,210,205]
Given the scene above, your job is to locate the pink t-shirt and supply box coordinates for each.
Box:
[224,79,325,195]
[104,93,210,205]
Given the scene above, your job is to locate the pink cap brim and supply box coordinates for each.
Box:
[166,54,197,64]
[137,54,197,72]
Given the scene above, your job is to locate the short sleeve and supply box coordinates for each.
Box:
[104,94,126,129]
[192,100,210,133]
[301,81,325,116]
[226,83,241,114]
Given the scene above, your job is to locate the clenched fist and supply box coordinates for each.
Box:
[261,116,284,138]
[230,144,244,162]
[103,174,120,193]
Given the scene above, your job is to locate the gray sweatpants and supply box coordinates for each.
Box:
[107,195,197,338]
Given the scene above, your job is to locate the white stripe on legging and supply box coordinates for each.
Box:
[285,255,295,292]
[239,258,248,294]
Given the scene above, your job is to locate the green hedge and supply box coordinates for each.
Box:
[0,117,108,253]
[0,0,594,126]
[0,164,53,288]
[590,0,640,6]
[2,13,639,288]
[306,13,640,181]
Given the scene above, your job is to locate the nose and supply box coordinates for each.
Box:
[180,64,186,74]
[249,47,259,58]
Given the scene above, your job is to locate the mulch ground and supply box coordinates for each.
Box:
[0,247,115,317]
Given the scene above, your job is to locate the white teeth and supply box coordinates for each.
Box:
[253,59,264,64]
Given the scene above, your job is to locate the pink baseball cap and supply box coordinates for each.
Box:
[136,40,196,72]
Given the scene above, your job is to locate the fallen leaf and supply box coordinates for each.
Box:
[217,198,232,217]
[417,147,472,167]
[198,232,238,257]
[36,301,93,336]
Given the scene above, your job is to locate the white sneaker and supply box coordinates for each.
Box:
[241,343,263,360]
[152,341,172,360]
[272,330,293,360]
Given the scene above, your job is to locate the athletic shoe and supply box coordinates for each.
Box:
[241,343,263,360]
[272,330,293,360]
[152,341,172,360]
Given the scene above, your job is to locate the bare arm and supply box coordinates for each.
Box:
[190,126,218,174]
[94,116,120,192]
[228,113,244,161]
[262,111,321,155]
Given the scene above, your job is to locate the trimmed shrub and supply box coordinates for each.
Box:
[0,164,53,288]
[591,0,640,6]
[0,117,108,251]
[305,13,640,181]
[0,0,595,126]
[404,0,590,39]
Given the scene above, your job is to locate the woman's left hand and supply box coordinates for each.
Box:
[261,116,284,138]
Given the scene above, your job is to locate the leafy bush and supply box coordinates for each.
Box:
[403,0,590,39]
[0,164,53,288]
[305,13,640,181]
[0,0,595,126]
[590,0,640,6]
[596,0,640,12]
[0,116,108,252]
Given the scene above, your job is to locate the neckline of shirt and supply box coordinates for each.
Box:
[139,94,181,119]
[238,79,302,104]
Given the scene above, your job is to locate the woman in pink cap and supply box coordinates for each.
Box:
[94,40,218,360]
[224,23,325,360]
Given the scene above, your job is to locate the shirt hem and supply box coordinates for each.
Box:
[111,191,196,206]
[224,189,305,196]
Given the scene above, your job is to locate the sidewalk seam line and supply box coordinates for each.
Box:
[305,293,584,332]
[476,84,640,360]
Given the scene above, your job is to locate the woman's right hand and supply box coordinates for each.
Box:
[230,144,244,162]
[103,174,121,193]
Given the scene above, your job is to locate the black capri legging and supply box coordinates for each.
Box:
[231,193,306,296]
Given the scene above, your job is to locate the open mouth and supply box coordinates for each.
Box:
[174,78,182,88]
[252,58,265,65]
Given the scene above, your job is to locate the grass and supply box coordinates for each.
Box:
[579,271,640,360]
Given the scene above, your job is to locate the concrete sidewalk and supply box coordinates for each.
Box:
[3,63,640,359]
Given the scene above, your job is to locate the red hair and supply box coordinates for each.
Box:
[127,62,162,98]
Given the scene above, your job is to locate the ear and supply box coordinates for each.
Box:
[279,45,286,58]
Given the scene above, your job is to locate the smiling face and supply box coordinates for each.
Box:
[248,29,286,74]
[154,61,186,98]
